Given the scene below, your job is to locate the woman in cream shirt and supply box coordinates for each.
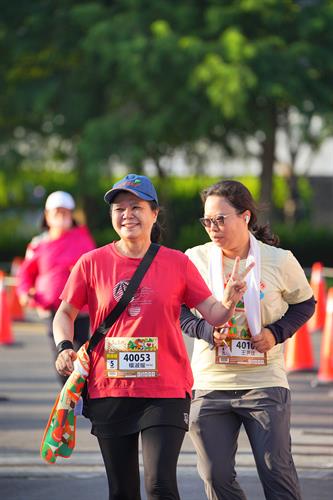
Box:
[181,180,315,500]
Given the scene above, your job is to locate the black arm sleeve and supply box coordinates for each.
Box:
[180,296,316,347]
[180,304,215,347]
[266,296,316,344]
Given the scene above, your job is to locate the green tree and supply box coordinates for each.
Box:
[0,2,212,219]
[192,0,333,215]
[1,0,333,224]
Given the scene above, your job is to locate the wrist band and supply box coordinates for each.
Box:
[56,340,74,355]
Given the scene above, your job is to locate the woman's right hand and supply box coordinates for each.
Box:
[55,349,77,377]
[18,293,30,307]
[19,289,35,307]
[213,326,229,347]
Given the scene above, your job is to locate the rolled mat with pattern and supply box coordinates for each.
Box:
[40,342,90,464]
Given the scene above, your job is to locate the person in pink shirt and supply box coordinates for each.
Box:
[17,191,95,384]
[52,174,252,500]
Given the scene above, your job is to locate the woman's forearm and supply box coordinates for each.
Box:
[180,304,215,345]
[53,302,80,376]
[52,302,78,345]
[266,296,316,344]
[196,296,234,326]
[53,311,74,345]
[210,301,234,325]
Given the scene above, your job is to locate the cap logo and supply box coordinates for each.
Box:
[117,180,142,189]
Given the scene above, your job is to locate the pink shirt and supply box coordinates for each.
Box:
[18,226,95,311]
[60,242,212,399]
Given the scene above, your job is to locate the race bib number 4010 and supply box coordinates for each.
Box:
[216,338,267,366]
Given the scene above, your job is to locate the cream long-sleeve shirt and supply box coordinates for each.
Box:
[186,240,313,390]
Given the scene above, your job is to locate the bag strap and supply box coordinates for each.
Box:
[86,242,160,355]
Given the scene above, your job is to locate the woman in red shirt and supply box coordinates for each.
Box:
[53,174,251,500]
[17,191,95,384]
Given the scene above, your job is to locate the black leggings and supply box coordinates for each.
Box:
[97,425,186,500]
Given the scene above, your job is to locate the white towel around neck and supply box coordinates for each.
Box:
[208,233,261,337]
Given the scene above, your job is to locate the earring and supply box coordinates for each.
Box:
[245,216,249,224]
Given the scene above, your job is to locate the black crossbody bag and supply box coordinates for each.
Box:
[81,242,160,417]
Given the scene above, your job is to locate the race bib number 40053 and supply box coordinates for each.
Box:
[105,337,158,378]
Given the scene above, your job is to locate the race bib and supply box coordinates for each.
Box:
[105,337,158,378]
[215,338,267,366]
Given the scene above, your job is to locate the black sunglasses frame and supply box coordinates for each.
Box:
[199,213,240,229]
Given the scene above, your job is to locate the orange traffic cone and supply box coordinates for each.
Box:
[8,256,24,320]
[308,262,327,332]
[0,270,14,345]
[7,283,24,321]
[284,322,315,372]
[312,288,333,385]
[10,256,23,277]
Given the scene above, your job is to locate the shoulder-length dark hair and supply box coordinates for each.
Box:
[200,180,279,247]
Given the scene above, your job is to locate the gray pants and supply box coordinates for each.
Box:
[189,387,302,500]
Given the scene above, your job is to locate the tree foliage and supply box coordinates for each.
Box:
[1,0,333,223]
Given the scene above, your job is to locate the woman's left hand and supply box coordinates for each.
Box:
[222,257,255,311]
[251,328,276,353]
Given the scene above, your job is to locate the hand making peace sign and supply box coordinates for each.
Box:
[222,257,255,312]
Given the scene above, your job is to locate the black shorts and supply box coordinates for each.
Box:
[88,395,191,438]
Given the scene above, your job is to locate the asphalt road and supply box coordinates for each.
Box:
[0,317,332,500]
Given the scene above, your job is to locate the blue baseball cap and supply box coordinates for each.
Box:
[104,174,159,205]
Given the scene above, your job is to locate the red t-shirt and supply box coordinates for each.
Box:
[60,242,212,399]
[18,226,95,311]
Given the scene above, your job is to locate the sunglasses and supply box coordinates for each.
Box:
[199,213,238,229]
